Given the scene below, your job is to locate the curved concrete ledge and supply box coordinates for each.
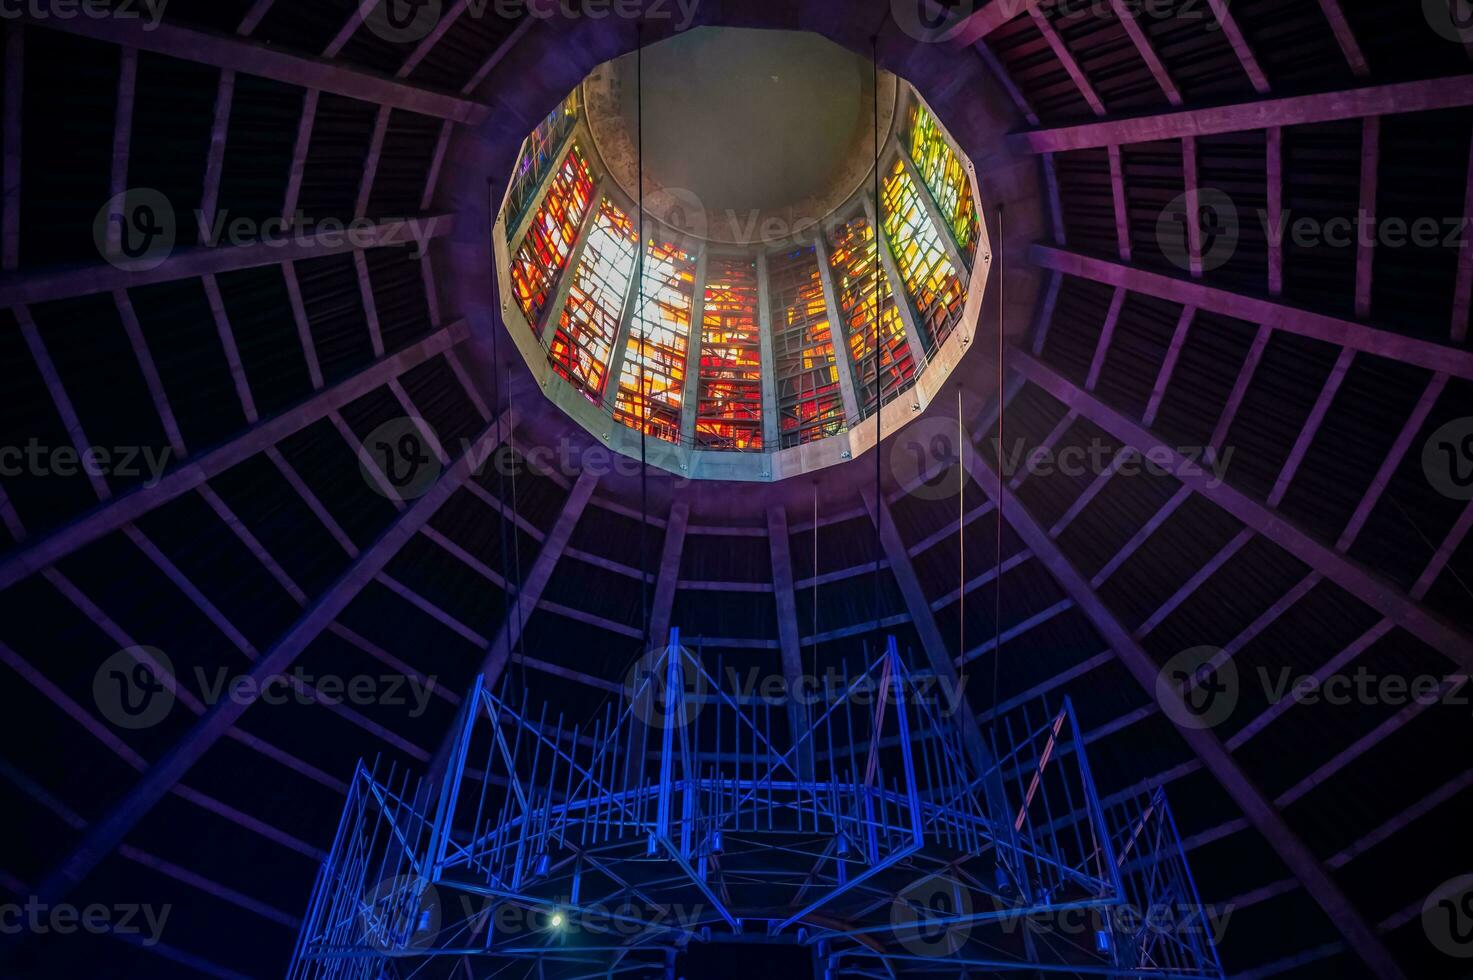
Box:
[438,1,1044,502]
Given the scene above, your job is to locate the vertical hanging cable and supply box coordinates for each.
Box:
[637,25,650,654]
[486,178,517,698]
[958,387,965,677]
[811,482,819,682]
[507,363,526,696]
[991,203,1006,721]
[483,179,524,698]
[871,36,883,653]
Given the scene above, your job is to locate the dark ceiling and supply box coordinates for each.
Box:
[0,1,1471,979]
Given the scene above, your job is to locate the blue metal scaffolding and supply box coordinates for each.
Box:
[290,631,1225,979]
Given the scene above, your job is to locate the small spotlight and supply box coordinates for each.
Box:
[550,912,565,929]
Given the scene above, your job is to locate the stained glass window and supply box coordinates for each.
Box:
[882,158,967,353]
[695,256,763,451]
[828,215,916,419]
[908,102,980,267]
[771,246,846,448]
[510,143,595,328]
[505,89,582,237]
[613,239,698,444]
[547,197,638,402]
[494,81,987,463]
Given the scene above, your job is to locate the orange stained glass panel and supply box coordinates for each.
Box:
[510,143,595,328]
[547,197,638,402]
[614,238,698,443]
[827,215,916,418]
[695,256,763,450]
[881,158,966,354]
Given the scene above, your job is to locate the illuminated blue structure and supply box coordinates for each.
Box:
[289,632,1225,979]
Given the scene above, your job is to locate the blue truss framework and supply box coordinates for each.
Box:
[289,632,1226,979]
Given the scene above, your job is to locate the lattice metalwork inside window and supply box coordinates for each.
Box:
[882,159,967,354]
[695,256,763,450]
[908,103,979,267]
[510,143,595,327]
[770,245,846,449]
[493,74,989,474]
[547,196,637,402]
[504,90,582,238]
[613,239,698,443]
[828,215,916,418]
